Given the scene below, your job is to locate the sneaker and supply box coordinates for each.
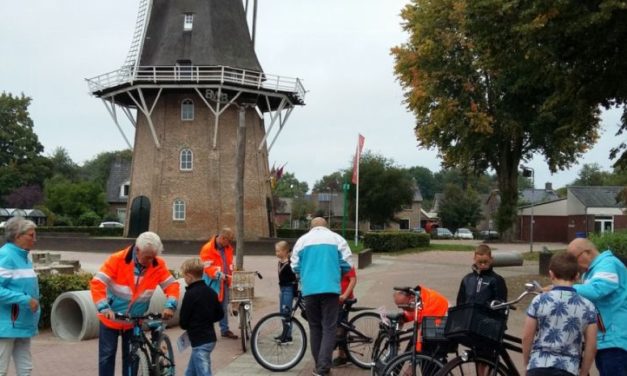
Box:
[332,357,348,367]
[274,335,293,343]
[221,330,239,339]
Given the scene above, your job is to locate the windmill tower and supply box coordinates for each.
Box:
[87,0,305,240]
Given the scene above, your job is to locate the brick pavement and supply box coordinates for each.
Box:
[9,243,598,375]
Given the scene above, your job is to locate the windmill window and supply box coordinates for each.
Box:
[180,148,193,171]
[183,14,193,31]
[173,199,186,221]
[181,99,194,120]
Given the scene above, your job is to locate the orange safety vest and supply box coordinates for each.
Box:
[199,236,234,302]
[401,285,449,352]
[90,246,180,330]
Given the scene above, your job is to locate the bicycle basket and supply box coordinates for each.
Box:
[230,271,256,301]
[421,316,457,354]
[444,303,506,347]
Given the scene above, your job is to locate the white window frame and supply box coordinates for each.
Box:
[594,216,614,234]
[181,98,194,121]
[119,181,130,198]
[180,148,193,171]
[173,199,186,221]
[183,13,193,31]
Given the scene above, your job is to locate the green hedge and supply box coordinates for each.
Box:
[38,273,93,328]
[363,231,430,252]
[35,226,124,237]
[276,228,360,240]
[591,230,627,258]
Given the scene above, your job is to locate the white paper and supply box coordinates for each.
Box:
[177,331,191,352]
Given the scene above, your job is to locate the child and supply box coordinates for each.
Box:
[456,244,508,306]
[523,252,597,376]
[179,258,224,376]
[276,241,297,340]
[332,266,357,367]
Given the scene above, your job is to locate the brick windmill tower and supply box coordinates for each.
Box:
[87,0,305,241]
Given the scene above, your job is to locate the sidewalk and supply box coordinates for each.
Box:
[13,246,591,375]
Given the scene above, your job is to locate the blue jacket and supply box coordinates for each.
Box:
[0,242,40,338]
[574,250,627,350]
[291,226,352,297]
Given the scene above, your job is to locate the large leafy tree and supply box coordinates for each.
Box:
[0,93,51,204]
[439,184,483,231]
[312,172,345,193]
[392,0,599,238]
[80,149,132,186]
[49,147,80,181]
[350,152,414,225]
[273,172,309,198]
[43,176,107,223]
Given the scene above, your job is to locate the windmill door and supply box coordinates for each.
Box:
[128,196,150,237]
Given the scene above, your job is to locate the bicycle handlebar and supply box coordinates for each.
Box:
[489,281,541,310]
[114,312,163,321]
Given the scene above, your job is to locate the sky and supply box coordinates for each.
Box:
[1,0,623,192]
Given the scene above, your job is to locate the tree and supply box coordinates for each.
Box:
[438,184,483,231]
[573,163,611,186]
[392,1,599,238]
[350,152,414,225]
[43,176,107,223]
[312,172,345,193]
[80,149,132,187]
[273,172,309,198]
[3,185,43,208]
[49,147,79,181]
[406,166,437,200]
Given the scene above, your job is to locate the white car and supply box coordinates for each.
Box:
[0,221,5,228]
[98,221,124,228]
[454,228,474,240]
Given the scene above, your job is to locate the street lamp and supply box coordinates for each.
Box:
[521,166,535,253]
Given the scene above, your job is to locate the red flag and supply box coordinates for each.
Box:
[351,134,365,184]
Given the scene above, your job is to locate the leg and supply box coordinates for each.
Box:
[318,294,340,374]
[98,323,119,376]
[305,294,323,367]
[280,286,294,337]
[120,328,134,376]
[195,342,216,376]
[0,338,15,376]
[220,286,230,335]
[595,347,627,376]
[11,338,32,376]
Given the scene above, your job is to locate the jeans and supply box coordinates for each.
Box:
[185,342,216,376]
[305,293,340,375]
[0,338,32,376]
[279,285,295,337]
[220,284,230,334]
[595,347,627,376]
[527,367,575,376]
[98,323,134,376]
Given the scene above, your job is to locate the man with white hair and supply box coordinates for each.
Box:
[90,231,180,376]
[0,217,40,376]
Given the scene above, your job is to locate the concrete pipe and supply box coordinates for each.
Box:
[148,278,186,327]
[492,251,524,267]
[51,290,99,341]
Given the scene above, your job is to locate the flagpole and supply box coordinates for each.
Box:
[354,143,360,245]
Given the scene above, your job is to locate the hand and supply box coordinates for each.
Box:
[102,309,116,320]
[162,308,175,320]
[339,294,347,303]
[29,298,39,312]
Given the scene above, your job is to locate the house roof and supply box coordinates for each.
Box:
[569,186,625,208]
[519,188,560,205]
[106,158,132,204]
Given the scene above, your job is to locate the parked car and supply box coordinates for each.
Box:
[0,221,5,228]
[98,221,124,228]
[454,228,474,240]
[480,230,499,240]
[411,226,426,233]
[433,227,453,239]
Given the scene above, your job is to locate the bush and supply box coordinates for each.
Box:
[38,273,93,329]
[591,230,627,258]
[77,211,101,226]
[35,226,124,237]
[363,231,430,252]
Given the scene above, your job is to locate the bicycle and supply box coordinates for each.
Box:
[251,290,380,371]
[370,305,413,374]
[434,282,541,376]
[230,270,263,352]
[380,286,455,376]
[115,312,175,376]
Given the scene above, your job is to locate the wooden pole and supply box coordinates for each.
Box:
[235,106,247,270]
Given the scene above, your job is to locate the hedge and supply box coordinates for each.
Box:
[363,231,430,252]
[591,230,627,258]
[38,273,93,329]
[34,226,124,237]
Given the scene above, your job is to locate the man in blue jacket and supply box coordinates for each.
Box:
[0,217,40,376]
[568,238,627,375]
[291,217,352,376]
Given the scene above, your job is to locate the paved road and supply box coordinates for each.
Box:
[8,241,598,375]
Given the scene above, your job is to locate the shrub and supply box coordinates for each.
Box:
[35,226,123,237]
[363,231,430,252]
[591,230,627,258]
[77,211,101,226]
[38,273,93,329]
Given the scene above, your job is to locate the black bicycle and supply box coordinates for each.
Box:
[370,305,413,374]
[251,290,380,371]
[434,282,541,376]
[115,312,175,376]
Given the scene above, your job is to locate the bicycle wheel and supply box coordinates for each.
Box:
[251,312,307,371]
[239,303,248,352]
[134,347,151,376]
[382,352,444,376]
[371,329,402,376]
[346,311,380,369]
[436,355,508,376]
[154,333,175,376]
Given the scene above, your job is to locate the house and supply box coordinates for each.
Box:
[105,157,131,223]
[518,186,626,243]
[0,208,47,226]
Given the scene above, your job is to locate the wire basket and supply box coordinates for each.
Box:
[422,316,457,354]
[444,303,507,347]
[230,271,257,302]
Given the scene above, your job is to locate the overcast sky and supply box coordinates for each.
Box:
[1,1,622,192]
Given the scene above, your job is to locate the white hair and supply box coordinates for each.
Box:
[4,217,36,243]
[136,231,163,255]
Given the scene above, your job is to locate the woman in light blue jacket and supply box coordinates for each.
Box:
[0,217,40,376]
